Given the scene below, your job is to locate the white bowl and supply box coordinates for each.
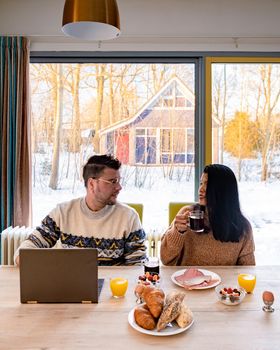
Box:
[215,286,246,306]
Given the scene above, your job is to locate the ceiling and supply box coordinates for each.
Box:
[1,0,280,52]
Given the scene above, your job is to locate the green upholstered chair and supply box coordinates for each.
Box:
[168,202,194,225]
[126,203,143,223]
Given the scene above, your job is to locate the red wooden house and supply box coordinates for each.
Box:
[99,75,195,165]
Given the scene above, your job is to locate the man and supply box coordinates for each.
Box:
[15,154,146,265]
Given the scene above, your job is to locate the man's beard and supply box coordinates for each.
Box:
[107,196,118,205]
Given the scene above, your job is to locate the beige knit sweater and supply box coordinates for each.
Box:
[160,206,255,266]
[14,198,146,266]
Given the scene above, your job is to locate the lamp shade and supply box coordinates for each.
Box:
[62,0,120,41]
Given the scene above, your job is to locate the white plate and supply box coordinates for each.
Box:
[128,307,194,336]
[171,269,221,290]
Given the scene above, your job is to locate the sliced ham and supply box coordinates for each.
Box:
[175,268,204,283]
[175,268,214,289]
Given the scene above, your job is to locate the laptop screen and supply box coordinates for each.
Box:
[19,248,101,303]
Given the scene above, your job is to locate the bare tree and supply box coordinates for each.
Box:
[220,65,227,163]
[108,64,115,125]
[49,65,63,189]
[212,64,228,163]
[151,64,168,93]
[70,64,81,153]
[257,64,280,181]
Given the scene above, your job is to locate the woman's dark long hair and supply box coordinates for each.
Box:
[204,164,251,242]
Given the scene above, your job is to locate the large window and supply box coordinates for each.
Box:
[30,62,196,231]
[209,58,280,264]
[30,55,280,264]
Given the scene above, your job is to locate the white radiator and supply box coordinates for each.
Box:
[1,226,33,265]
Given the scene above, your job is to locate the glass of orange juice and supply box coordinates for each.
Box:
[238,273,256,293]
[110,277,128,298]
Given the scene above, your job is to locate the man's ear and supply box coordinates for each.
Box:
[87,177,96,192]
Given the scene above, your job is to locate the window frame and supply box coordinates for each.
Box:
[204,56,280,165]
[30,51,280,200]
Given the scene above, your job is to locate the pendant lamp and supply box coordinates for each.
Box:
[62,0,120,41]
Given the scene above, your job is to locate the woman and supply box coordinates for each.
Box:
[160,164,255,266]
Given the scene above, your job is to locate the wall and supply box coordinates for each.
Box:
[0,0,280,52]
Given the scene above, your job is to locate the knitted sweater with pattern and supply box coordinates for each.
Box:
[14,197,146,266]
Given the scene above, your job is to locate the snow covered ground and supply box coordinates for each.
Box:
[32,169,280,266]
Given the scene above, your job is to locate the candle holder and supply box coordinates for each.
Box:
[262,291,275,313]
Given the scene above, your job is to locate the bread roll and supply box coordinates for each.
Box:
[157,300,181,331]
[176,303,193,328]
[165,290,185,304]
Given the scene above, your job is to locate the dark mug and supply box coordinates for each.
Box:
[189,210,204,232]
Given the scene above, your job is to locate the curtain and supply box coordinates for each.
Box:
[0,37,31,233]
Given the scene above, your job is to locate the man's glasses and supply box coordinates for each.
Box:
[95,177,122,186]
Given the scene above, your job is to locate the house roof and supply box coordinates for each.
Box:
[99,75,194,135]
[136,109,194,128]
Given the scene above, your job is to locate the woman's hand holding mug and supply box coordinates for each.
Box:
[174,211,189,234]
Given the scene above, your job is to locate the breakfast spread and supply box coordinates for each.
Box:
[133,285,193,332]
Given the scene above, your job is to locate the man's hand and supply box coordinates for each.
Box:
[15,255,20,266]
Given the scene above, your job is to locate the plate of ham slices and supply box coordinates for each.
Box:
[171,268,221,290]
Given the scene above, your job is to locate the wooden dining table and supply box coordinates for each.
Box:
[0,265,279,350]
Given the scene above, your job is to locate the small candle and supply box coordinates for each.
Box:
[148,231,153,257]
[154,230,159,257]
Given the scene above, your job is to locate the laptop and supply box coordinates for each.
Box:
[19,248,103,303]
